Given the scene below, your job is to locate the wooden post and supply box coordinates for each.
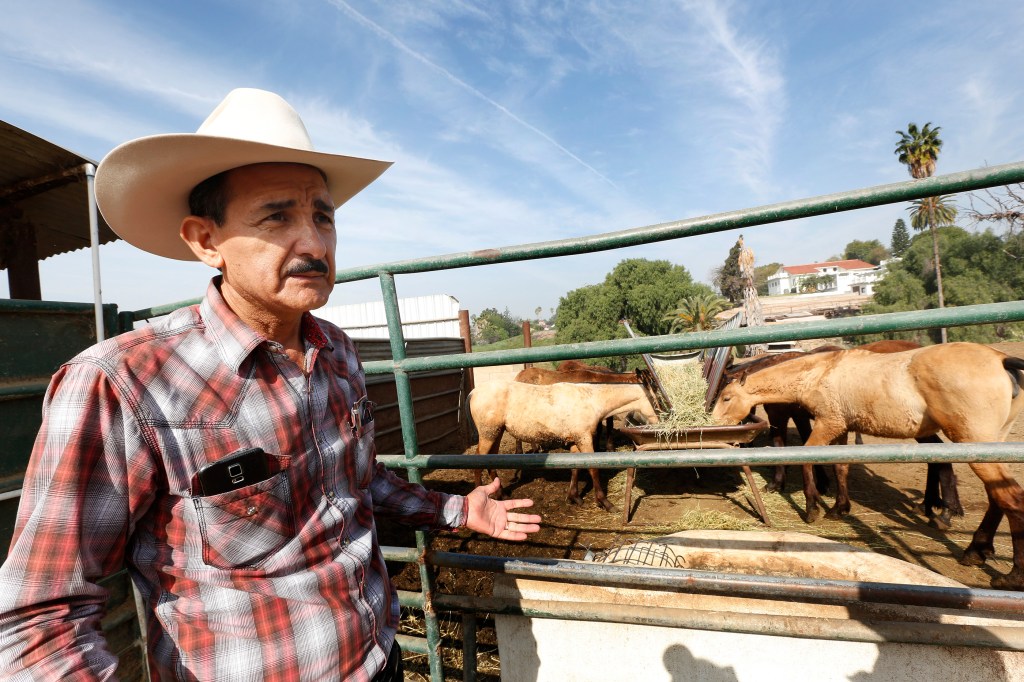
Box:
[522,320,532,368]
[458,310,474,393]
[4,219,42,300]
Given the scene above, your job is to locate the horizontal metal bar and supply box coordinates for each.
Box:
[0,299,108,314]
[378,441,1024,471]
[428,553,1024,614]
[129,297,202,322]
[397,589,426,609]
[0,488,23,502]
[395,634,430,656]
[335,161,1024,283]
[432,593,1024,651]
[382,546,421,563]
[364,301,1024,374]
[0,381,49,401]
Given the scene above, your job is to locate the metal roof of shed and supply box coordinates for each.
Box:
[0,120,119,264]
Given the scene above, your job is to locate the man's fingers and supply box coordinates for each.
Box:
[501,497,534,510]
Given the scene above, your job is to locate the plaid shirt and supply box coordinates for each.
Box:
[0,278,467,681]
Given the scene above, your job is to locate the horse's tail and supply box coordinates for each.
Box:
[1004,356,1024,399]
[465,387,479,443]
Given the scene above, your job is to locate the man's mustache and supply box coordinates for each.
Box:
[284,259,329,276]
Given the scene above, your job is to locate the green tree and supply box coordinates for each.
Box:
[713,238,745,303]
[799,273,835,293]
[861,227,1024,344]
[895,121,948,341]
[471,307,521,344]
[842,239,889,265]
[890,218,910,257]
[663,291,731,333]
[754,262,781,296]
[555,258,709,369]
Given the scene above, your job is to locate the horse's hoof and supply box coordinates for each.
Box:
[805,507,821,524]
[927,510,953,531]
[597,500,617,513]
[764,483,784,494]
[824,505,850,520]
[959,546,994,566]
[567,495,582,506]
[991,568,1024,590]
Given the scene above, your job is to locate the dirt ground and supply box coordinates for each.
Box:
[381,341,1024,679]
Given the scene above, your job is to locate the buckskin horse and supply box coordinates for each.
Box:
[712,342,1024,589]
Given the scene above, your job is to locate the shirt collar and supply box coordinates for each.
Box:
[199,277,333,373]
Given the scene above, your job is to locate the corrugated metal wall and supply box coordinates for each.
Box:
[316,294,461,339]
[355,337,468,455]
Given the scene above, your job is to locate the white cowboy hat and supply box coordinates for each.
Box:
[95,88,392,261]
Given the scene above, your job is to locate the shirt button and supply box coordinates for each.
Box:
[246,506,258,516]
[326,490,336,500]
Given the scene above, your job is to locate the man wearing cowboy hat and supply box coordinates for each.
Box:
[0,89,541,681]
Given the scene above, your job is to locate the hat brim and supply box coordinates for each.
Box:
[95,134,392,261]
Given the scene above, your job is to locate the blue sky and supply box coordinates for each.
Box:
[3,1,1024,320]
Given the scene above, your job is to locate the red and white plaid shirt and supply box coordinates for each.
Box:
[0,278,467,681]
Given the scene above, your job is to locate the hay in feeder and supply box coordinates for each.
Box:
[652,360,716,431]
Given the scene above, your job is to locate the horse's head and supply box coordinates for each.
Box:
[711,380,756,425]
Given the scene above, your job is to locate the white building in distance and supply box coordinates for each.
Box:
[766,259,888,296]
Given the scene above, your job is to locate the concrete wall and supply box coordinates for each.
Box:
[495,530,1024,681]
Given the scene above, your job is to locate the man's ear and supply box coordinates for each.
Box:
[180,216,225,269]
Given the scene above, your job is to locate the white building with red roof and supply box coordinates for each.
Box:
[766,259,885,296]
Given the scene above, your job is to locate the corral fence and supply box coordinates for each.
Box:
[325,160,1024,681]
[4,160,1024,680]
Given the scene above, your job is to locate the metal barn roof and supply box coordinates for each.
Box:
[0,120,119,265]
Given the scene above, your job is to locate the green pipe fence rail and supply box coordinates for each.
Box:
[118,161,1024,681]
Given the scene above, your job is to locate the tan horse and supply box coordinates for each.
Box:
[469,380,658,512]
[512,362,642,503]
[723,340,962,528]
[712,342,1024,589]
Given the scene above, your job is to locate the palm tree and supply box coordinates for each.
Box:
[894,122,943,179]
[908,195,957,339]
[664,291,731,333]
[908,195,957,232]
[895,122,948,341]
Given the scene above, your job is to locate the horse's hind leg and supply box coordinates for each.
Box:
[766,465,788,493]
[590,466,615,513]
[567,467,582,506]
[962,462,1024,589]
[939,463,963,516]
[960,502,1002,567]
[802,464,823,524]
[475,426,504,490]
[918,436,962,529]
[825,463,851,519]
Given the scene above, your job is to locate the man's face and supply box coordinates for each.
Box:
[212,163,337,320]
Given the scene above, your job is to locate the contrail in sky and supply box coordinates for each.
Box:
[327,0,618,189]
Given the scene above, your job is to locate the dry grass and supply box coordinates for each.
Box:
[399,610,501,681]
[649,361,716,432]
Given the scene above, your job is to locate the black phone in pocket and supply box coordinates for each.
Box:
[196,447,272,496]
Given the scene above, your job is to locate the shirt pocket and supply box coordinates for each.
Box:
[192,469,295,569]
[354,421,376,490]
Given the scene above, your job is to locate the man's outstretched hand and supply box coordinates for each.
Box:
[465,478,542,541]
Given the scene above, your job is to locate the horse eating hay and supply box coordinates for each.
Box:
[711,342,1024,589]
[468,379,659,512]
